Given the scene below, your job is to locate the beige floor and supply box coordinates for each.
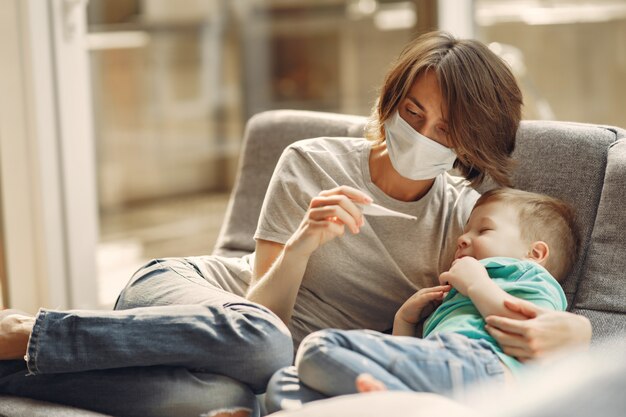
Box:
[97,192,230,308]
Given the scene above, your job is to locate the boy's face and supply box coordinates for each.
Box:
[455,201,530,261]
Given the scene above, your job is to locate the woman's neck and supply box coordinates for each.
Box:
[369,142,435,202]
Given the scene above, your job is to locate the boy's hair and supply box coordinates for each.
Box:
[474,188,581,281]
[365,31,523,187]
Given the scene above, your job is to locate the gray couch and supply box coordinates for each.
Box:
[1,109,625,416]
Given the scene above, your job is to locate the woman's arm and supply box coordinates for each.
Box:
[246,186,372,324]
[246,239,308,324]
[485,299,592,360]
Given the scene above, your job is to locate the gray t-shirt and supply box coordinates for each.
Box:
[254,137,479,346]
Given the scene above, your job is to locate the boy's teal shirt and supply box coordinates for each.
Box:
[423,257,567,374]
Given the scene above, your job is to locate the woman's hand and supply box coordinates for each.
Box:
[248,186,371,323]
[285,186,372,258]
[485,298,592,361]
[393,285,451,336]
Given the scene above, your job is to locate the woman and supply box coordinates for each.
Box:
[0,31,590,417]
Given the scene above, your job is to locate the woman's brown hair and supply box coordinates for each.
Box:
[365,31,523,187]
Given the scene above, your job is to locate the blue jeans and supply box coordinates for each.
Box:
[0,257,293,417]
[266,329,505,413]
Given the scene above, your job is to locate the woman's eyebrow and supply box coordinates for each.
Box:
[407,95,425,112]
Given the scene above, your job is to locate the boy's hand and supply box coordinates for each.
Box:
[395,285,452,325]
[439,256,489,296]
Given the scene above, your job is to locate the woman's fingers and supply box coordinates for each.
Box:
[503,298,541,319]
[485,315,529,336]
[318,186,373,226]
[310,194,365,232]
[319,185,373,204]
[308,219,345,237]
[295,187,371,253]
[485,324,527,348]
[485,325,536,360]
[309,205,360,233]
[499,345,532,360]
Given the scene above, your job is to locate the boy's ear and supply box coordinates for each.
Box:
[527,241,549,264]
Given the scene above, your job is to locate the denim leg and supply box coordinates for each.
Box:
[265,366,327,414]
[0,361,260,417]
[296,330,505,401]
[296,329,413,398]
[115,257,253,309]
[389,333,505,399]
[24,257,293,393]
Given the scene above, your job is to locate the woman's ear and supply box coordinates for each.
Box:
[527,241,549,265]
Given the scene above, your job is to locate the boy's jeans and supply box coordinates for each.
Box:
[0,258,293,417]
[266,329,505,413]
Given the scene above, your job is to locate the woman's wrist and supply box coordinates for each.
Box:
[283,239,313,263]
[246,243,310,323]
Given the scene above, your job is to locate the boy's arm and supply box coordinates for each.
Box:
[440,257,527,321]
[392,285,451,336]
[392,316,418,336]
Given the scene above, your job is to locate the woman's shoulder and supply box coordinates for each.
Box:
[274,137,369,184]
[285,136,370,156]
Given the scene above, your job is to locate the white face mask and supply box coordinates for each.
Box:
[384,111,457,180]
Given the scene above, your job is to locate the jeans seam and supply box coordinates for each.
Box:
[25,309,46,375]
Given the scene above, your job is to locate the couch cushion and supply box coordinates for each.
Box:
[572,308,626,344]
[574,138,626,316]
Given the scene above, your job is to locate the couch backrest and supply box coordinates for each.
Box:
[213,109,626,341]
[475,121,618,305]
[571,138,626,339]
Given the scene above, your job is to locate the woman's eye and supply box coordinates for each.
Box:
[407,108,420,117]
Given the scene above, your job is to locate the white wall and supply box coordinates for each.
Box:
[0,0,98,312]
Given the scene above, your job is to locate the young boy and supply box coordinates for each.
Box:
[269,188,580,405]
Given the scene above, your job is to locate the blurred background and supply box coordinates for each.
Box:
[1,0,625,312]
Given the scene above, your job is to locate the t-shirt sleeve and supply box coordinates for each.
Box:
[507,267,568,311]
[253,145,317,244]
